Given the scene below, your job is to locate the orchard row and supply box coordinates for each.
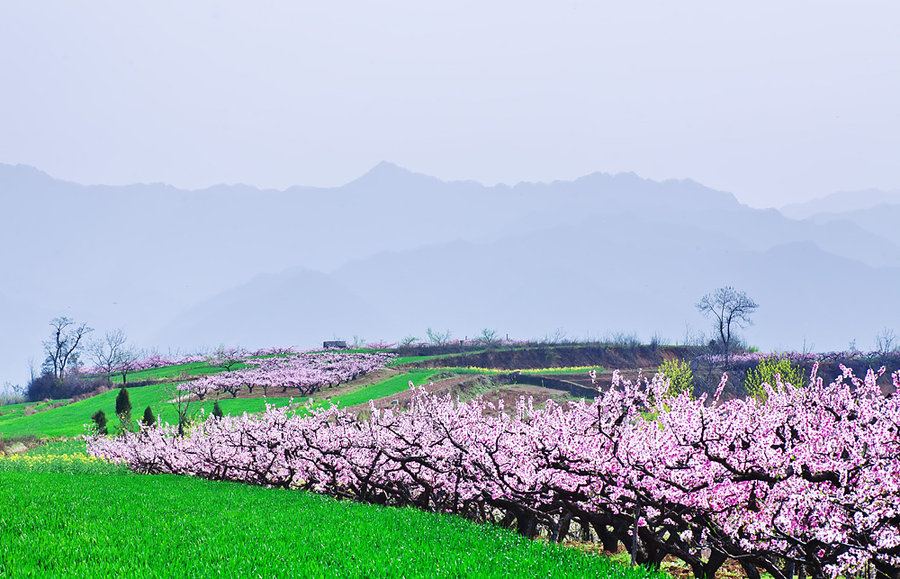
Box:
[177,351,395,399]
[89,365,900,579]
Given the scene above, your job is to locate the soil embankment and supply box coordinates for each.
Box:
[403,345,696,371]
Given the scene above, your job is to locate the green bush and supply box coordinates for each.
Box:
[212,400,224,419]
[744,356,806,400]
[115,386,133,431]
[141,406,156,427]
[657,358,694,399]
[91,410,108,435]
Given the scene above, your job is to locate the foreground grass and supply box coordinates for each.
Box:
[0,455,662,579]
[25,440,90,456]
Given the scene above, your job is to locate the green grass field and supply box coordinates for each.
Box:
[107,360,246,384]
[0,382,183,438]
[0,352,667,577]
[0,399,69,425]
[320,370,436,408]
[0,347,603,440]
[0,453,663,578]
[0,372,438,439]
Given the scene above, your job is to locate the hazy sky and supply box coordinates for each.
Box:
[2,1,898,208]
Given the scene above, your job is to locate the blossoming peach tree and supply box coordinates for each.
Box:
[176,351,395,399]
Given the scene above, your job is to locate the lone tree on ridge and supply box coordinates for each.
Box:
[696,286,758,367]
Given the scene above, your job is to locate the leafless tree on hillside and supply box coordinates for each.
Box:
[88,329,128,385]
[696,286,758,368]
[117,347,141,386]
[475,328,500,346]
[42,317,92,379]
[876,328,898,354]
[425,328,452,347]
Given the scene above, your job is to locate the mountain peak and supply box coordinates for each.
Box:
[370,160,407,173]
[343,161,442,189]
[0,162,57,185]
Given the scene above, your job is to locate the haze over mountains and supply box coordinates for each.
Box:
[2,162,899,388]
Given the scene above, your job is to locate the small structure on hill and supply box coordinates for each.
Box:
[323,340,348,349]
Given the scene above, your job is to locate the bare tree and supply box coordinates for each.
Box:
[875,328,897,354]
[27,357,37,383]
[696,286,758,367]
[1,381,25,404]
[474,328,500,346]
[117,347,141,386]
[425,328,452,347]
[88,329,128,385]
[42,317,92,379]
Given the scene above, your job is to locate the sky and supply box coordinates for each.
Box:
[2,1,899,208]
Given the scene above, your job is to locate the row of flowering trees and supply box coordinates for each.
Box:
[89,365,900,579]
[84,347,303,377]
[699,349,900,367]
[176,351,395,400]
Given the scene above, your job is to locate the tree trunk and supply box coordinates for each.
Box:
[875,562,900,579]
[690,550,727,579]
[551,512,572,543]
[516,514,537,539]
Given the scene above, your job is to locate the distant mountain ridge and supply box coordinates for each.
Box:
[2,161,899,388]
[781,189,900,219]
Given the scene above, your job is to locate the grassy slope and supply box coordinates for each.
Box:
[0,400,68,425]
[107,360,247,384]
[320,370,435,408]
[0,372,436,439]
[0,459,662,579]
[2,348,601,439]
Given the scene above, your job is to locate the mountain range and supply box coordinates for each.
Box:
[2,162,898,388]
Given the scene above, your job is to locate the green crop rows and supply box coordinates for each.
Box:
[0,453,662,578]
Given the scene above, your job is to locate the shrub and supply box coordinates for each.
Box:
[115,386,132,430]
[27,372,104,401]
[744,355,806,400]
[91,410,108,435]
[141,406,156,428]
[657,358,694,399]
[212,400,225,419]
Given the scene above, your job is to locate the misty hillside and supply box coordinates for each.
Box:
[798,204,900,248]
[161,213,900,354]
[780,189,900,219]
[3,162,899,386]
